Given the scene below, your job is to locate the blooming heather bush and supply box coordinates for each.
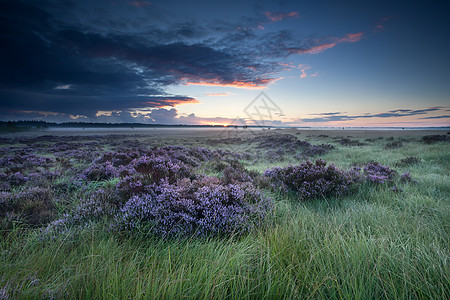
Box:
[400,171,417,183]
[385,141,403,149]
[42,188,121,236]
[338,138,366,146]
[81,161,118,181]
[0,187,54,226]
[96,151,140,166]
[395,156,421,167]
[422,134,449,144]
[70,189,120,224]
[116,175,147,197]
[0,154,54,172]
[363,162,397,184]
[264,159,353,200]
[114,177,272,238]
[222,165,255,184]
[151,146,214,167]
[54,149,96,163]
[131,155,191,184]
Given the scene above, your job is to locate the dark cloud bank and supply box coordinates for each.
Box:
[0,0,369,123]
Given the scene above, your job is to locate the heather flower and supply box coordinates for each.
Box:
[131,154,191,184]
[363,162,396,184]
[395,156,421,167]
[392,186,403,193]
[0,187,54,226]
[264,159,353,200]
[113,178,272,238]
[81,161,118,181]
[400,171,417,183]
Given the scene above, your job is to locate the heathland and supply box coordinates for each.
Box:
[0,128,448,299]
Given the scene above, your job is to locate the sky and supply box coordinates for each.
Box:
[0,0,449,127]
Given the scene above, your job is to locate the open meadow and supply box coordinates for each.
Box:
[0,128,449,299]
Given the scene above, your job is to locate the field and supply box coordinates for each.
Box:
[0,128,449,299]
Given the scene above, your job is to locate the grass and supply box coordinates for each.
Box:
[1,134,449,299]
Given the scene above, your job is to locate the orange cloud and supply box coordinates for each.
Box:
[264,11,299,22]
[288,32,363,55]
[337,32,363,43]
[299,43,336,54]
[18,110,63,117]
[279,62,296,71]
[184,78,279,89]
[298,65,310,78]
[145,97,199,107]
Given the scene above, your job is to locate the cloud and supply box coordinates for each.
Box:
[301,107,448,123]
[264,11,299,22]
[298,65,311,78]
[419,115,450,120]
[287,32,363,55]
[374,16,392,33]
[337,32,364,43]
[205,92,235,96]
[0,1,367,122]
[54,84,72,90]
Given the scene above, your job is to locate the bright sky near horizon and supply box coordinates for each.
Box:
[1,0,449,127]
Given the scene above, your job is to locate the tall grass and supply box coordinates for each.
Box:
[1,137,448,299]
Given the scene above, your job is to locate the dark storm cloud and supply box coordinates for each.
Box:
[0,0,290,118]
[301,107,447,122]
[0,0,368,122]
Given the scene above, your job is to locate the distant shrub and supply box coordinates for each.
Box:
[385,141,403,149]
[116,175,147,197]
[81,161,118,181]
[395,156,421,167]
[222,165,255,184]
[400,171,417,183]
[422,135,449,144]
[71,189,121,224]
[96,151,140,166]
[363,162,397,184]
[131,155,191,184]
[0,154,54,173]
[113,177,272,238]
[264,159,353,200]
[0,187,54,227]
[337,138,366,146]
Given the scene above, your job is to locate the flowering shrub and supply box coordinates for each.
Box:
[0,154,54,173]
[395,156,421,167]
[114,177,272,238]
[363,162,397,184]
[131,155,191,184]
[96,151,140,166]
[71,189,120,224]
[0,187,54,227]
[400,171,416,183]
[337,138,366,146]
[81,161,118,181]
[116,175,146,197]
[54,149,97,163]
[264,159,353,200]
[385,141,403,149]
[422,135,449,144]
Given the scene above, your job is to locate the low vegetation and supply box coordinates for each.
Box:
[0,131,448,299]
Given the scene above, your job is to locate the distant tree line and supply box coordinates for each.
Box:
[0,120,268,128]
